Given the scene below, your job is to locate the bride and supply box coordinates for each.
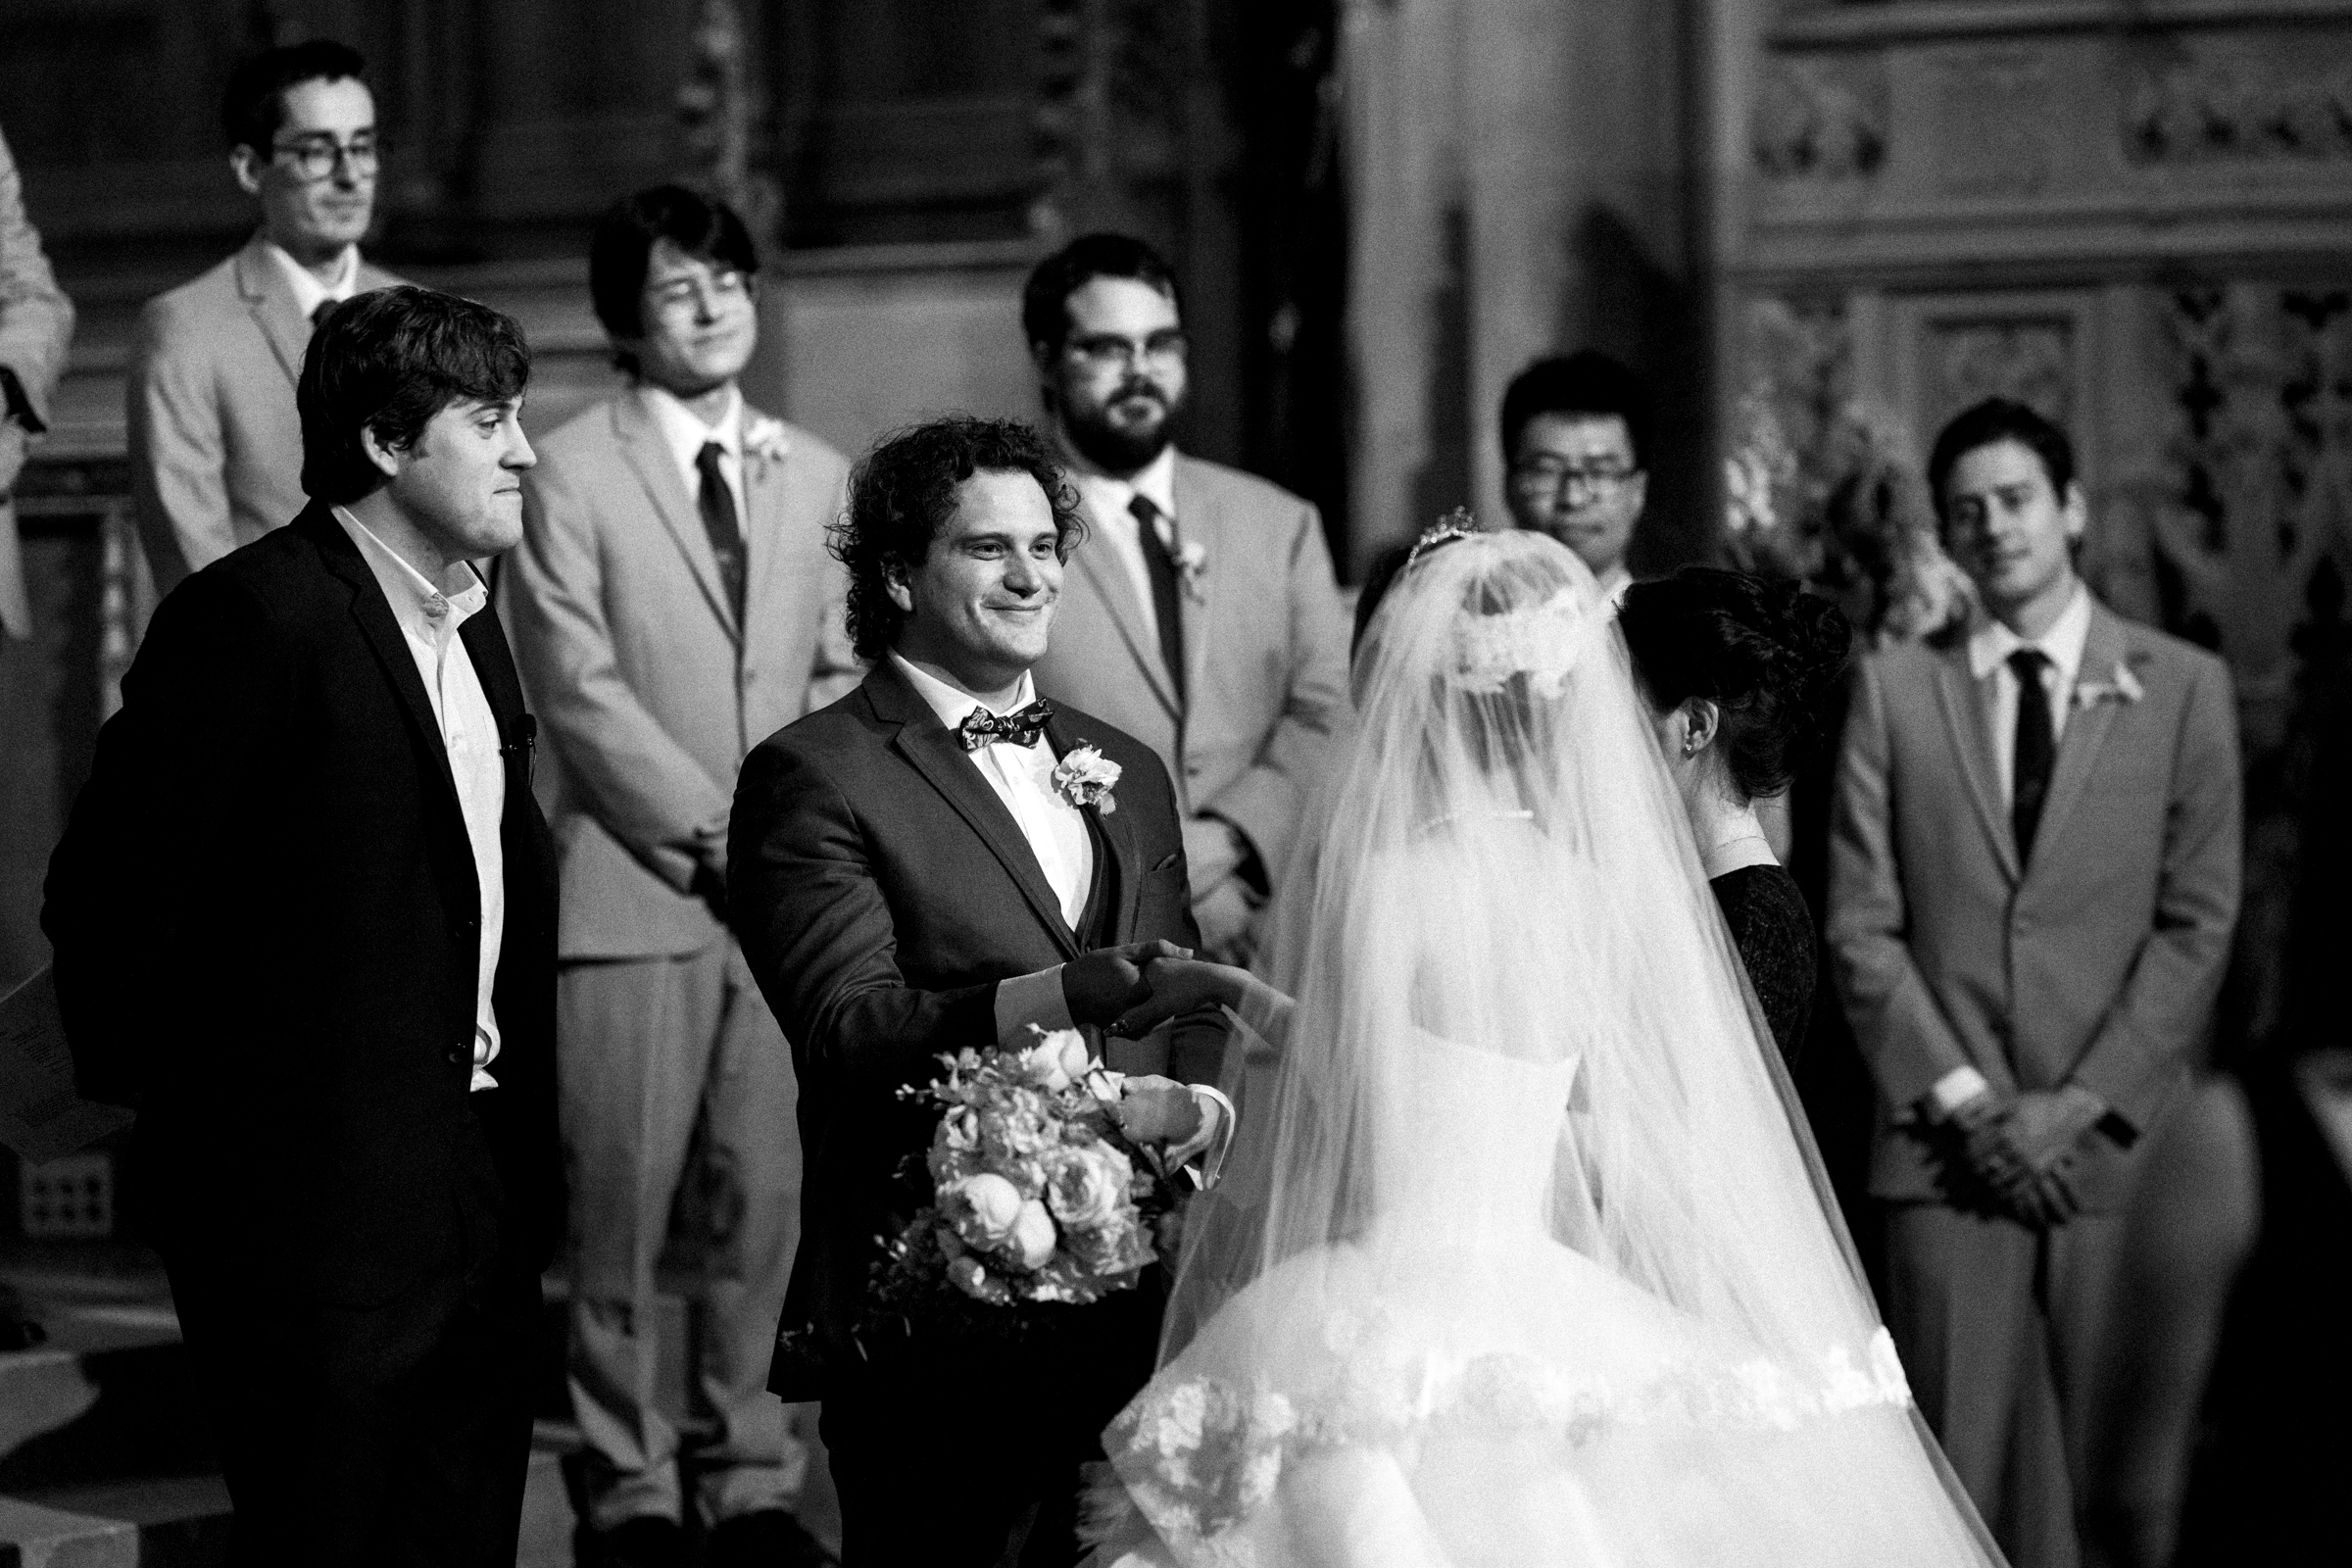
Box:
[1085,527,2002,1567]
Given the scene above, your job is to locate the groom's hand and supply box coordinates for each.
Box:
[1061,940,1193,1028]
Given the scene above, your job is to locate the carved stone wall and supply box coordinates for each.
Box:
[1741,1,2352,1053]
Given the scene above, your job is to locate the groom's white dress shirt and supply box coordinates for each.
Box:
[336,507,506,1091]
[891,652,1231,1177]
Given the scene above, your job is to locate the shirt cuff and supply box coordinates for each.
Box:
[993,965,1072,1049]
[1170,1084,1237,1189]
[1928,1066,1991,1119]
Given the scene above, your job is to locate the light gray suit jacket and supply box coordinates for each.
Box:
[0,123,74,640]
[127,230,404,593]
[1031,453,1351,891]
[505,390,856,960]
[1827,598,2242,1210]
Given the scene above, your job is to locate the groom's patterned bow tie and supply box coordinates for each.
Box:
[957,701,1054,751]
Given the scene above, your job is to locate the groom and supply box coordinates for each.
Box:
[729,416,1229,1565]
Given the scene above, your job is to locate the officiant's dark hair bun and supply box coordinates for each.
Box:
[1619,568,1851,805]
[835,416,1087,662]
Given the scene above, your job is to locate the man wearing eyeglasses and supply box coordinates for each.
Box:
[128,38,404,594]
[503,186,851,1568]
[1021,233,1350,1001]
[1498,350,1653,605]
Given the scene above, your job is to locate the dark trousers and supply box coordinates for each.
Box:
[164,1237,544,1567]
[818,1293,1158,1567]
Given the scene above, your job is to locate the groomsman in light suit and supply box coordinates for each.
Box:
[128,39,406,593]
[504,187,850,1568]
[1828,398,2241,1568]
[1022,235,1350,995]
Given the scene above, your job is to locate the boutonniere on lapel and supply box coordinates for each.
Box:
[743,414,792,469]
[2073,659,2145,710]
[1052,743,1122,814]
[1173,539,1207,602]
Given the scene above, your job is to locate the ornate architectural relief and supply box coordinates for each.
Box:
[2125,50,2352,166]
[1931,49,2054,197]
[1919,318,2073,441]
[1754,56,1888,181]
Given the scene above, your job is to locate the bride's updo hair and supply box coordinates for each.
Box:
[1618,567,1851,804]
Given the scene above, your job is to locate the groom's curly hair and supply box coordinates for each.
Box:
[834,416,1087,662]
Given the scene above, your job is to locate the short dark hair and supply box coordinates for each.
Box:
[221,39,368,155]
[1618,566,1852,805]
[1926,397,2077,519]
[588,184,761,377]
[834,416,1087,662]
[1020,232,1184,357]
[299,287,532,506]
[1498,350,1653,470]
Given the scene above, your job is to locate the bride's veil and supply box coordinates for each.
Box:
[1153,529,1999,1562]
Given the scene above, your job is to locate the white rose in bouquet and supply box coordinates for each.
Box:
[943,1171,1024,1250]
[1019,1027,1093,1093]
[1045,1142,1131,1231]
[1010,1199,1057,1269]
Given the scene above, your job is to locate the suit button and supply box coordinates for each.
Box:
[447,1049,466,1066]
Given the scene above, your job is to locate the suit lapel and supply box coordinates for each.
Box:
[612,394,741,640]
[1049,711,1144,942]
[869,662,1082,959]
[1932,645,2022,884]
[1168,457,1217,713]
[305,508,473,925]
[1071,503,1181,721]
[2032,605,2131,863]
[234,233,314,390]
[740,415,810,626]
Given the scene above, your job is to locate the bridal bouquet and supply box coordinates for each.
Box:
[864,1030,1185,1339]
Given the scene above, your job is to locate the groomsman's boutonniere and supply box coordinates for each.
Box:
[1174,539,1207,601]
[2074,660,2145,710]
[1053,743,1122,814]
[743,414,792,469]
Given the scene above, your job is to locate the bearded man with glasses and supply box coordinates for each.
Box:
[1020,233,1349,999]
[128,38,406,593]
[1498,349,1653,605]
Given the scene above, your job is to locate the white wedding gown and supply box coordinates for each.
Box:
[1097,1028,1980,1568]
[1083,531,2001,1568]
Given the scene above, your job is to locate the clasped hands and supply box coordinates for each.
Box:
[1936,1084,2111,1228]
[1058,940,1212,1151]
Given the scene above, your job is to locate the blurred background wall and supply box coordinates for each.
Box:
[8,0,2352,1060]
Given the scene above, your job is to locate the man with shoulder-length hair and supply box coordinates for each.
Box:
[1829,396,2240,1568]
[729,415,1231,1564]
[45,286,559,1566]
[504,184,848,1568]
[129,37,407,592]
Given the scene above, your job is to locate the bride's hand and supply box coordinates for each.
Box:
[1107,956,1252,1037]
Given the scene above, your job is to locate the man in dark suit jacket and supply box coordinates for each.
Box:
[44,287,559,1567]
[730,416,1229,1566]
[1829,399,2240,1568]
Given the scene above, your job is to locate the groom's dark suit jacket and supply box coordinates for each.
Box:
[43,503,561,1306]
[730,656,1212,1396]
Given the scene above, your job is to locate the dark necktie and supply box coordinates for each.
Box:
[695,441,748,625]
[957,701,1054,752]
[1129,494,1187,708]
[2009,648,2055,864]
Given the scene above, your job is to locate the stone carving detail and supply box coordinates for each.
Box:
[2125,51,2352,166]
[1920,318,2073,441]
[1933,49,2054,197]
[1754,56,1888,180]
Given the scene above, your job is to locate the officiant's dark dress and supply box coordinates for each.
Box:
[730,657,1218,1566]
